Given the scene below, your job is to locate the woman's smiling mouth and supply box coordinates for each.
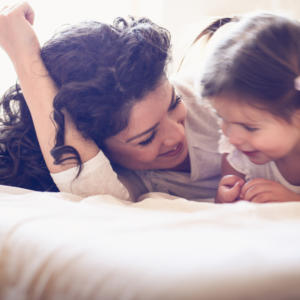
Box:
[159,142,184,157]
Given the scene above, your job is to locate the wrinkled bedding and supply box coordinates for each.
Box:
[0,185,299,300]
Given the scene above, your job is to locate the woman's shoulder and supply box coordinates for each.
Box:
[171,73,215,115]
[171,74,220,142]
[170,72,200,100]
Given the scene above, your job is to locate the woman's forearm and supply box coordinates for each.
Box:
[15,55,99,173]
[0,2,98,174]
[0,2,99,173]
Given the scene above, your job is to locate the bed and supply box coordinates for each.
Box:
[1,14,300,300]
[0,184,300,300]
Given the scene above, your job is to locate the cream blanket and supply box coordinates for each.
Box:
[0,185,299,300]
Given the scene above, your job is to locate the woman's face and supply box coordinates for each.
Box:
[104,79,189,170]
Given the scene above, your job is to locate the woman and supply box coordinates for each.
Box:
[0,2,221,201]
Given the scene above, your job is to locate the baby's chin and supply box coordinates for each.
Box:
[244,152,271,165]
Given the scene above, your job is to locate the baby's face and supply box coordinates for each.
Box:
[211,94,300,165]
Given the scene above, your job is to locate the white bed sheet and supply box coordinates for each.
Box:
[0,185,299,300]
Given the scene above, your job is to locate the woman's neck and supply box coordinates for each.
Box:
[170,154,190,172]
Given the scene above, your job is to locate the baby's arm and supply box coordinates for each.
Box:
[240,178,300,203]
[215,154,245,203]
[0,2,99,174]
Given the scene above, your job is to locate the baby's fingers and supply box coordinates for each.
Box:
[240,179,268,198]
[217,180,244,203]
[250,192,273,203]
[220,174,245,187]
[241,181,272,202]
[229,180,244,199]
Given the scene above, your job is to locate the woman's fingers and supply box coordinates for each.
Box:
[0,1,39,66]
[21,2,35,25]
[0,1,34,23]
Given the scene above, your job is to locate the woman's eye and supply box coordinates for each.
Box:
[169,95,182,111]
[138,131,156,146]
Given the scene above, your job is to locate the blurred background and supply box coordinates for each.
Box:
[0,0,299,94]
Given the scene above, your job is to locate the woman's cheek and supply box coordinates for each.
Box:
[138,143,161,162]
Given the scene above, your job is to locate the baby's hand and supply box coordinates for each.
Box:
[240,178,300,203]
[216,175,245,203]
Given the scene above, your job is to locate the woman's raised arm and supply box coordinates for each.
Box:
[0,2,99,173]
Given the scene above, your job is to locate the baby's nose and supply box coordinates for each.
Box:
[224,125,245,147]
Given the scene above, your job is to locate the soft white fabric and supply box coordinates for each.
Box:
[219,135,300,193]
[51,74,221,202]
[51,150,130,200]
[0,184,300,300]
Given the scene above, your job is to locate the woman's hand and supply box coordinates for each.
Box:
[216,174,245,203]
[0,1,40,69]
[240,178,300,203]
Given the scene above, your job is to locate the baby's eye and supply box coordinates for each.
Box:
[138,131,156,146]
[243,124,258,132]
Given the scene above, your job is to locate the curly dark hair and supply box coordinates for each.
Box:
[0,84,58,191]
[0,17,171,191]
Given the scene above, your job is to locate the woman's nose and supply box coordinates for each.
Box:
[162,119,185,147]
